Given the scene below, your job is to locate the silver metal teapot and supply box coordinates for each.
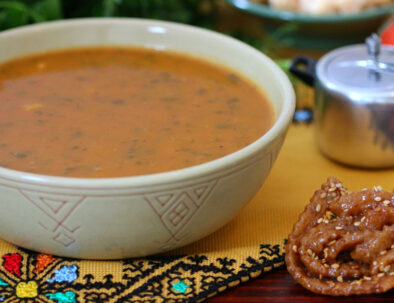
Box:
[291,34,394,168]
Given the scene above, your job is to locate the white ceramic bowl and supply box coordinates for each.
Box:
[0,18,295,259]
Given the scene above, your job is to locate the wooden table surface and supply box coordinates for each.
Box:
[208,267,393,302]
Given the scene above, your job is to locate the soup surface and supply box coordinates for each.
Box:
[0,47,273,178]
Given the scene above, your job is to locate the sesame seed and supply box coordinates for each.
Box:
[328,240,337,245]
[335,226,343,230]
[377,273,385,278]
[320,192,327,198]
[380,250,387,256]
[319,274,322,280]
[391,244,394,249]
[373,261,377,266]
[326,211,335,218]
[374,185,383,191]
[331,193,337,197]
[390,272,394,276]
[317,218,323,224]
[383,200,390,206]
[324,248,329,258]
[337,276,343,282]
[328,187,336,192]
[331,263,339,269]
[362,188,368,191]
[324,264,329,268]
[336,183,342,188]
[328,281,335,286]
[364,276,371,280]
[316,204,321,212]
[361,216,366,222]
[351,280,361,285]
[374,197,382,202]
[307,249,313,256]
[384,265,390,272]
[375,207,382,212]
[292,245,297,253]
[354,221,361,226]
[323,219,329,224]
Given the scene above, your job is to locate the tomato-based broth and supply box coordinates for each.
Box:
[0,47,273,178]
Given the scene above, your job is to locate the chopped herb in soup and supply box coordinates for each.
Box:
[0,47,273,177]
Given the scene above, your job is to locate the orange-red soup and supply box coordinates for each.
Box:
[0,47,273,178]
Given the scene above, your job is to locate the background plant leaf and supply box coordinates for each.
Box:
[31,0,62,20]
[0,1,30,28]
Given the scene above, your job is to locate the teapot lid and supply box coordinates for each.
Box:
[317,34,394,101]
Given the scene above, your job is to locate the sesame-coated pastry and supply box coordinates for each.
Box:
[286,177,394,295]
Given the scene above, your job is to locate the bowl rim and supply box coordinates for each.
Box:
[226,0,394,23]
[0,17,295,188]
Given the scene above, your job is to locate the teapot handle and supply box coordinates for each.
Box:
[290,55,317,87]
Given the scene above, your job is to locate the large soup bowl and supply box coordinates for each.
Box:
[0,18,295,259]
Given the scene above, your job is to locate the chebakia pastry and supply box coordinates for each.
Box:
[286,177,393,295]
[257,0,394,14]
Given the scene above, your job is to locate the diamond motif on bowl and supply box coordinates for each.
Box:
[53,232,75,247]
[145,179,218,240]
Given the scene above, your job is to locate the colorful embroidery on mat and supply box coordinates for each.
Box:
[46,291,77,303]
[47,265,78,283]
[2,253,22,276]
[35,254,56,274]
[172,280,190,293]
[0,243,284,302]
[0,252,78,302]
[15,280,38,298]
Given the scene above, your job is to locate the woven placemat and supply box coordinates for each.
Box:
[0,124,393,303]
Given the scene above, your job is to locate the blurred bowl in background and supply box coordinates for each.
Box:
[225,0,394,50]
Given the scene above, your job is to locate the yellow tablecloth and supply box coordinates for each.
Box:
[0,124,392,302]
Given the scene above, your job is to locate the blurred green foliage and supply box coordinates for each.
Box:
[0,0,216,30]
[0,0,61,28]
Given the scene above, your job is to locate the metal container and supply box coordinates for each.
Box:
[290,35,394,168]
